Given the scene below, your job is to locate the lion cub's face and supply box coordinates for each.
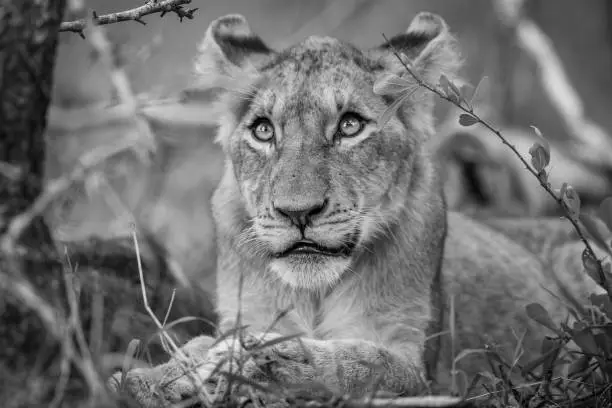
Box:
[228,39,412,289]
[200,14,459,289]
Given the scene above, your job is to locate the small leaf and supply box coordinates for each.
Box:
[560,183,581,220]
[580,213,612,253]
[440,74,467,106]
[582,248,605,287]
[459,114,478,127]
[453,348,489,365]
[520,350,550,375]
[531,125,544,138]
[373,73,413,96]
[445,75,463,99]
[464,374,488,400]
[599,262,612,293]
[568,355,591,377]
[528,143,550,172]
[536,169,548,185]
[477,370,501,386]
[439,74,452,95]
[525,303,559,333]
[598,197,612,233]
[590,293,612,319]
[469,76,490,109]
[377,89,416,129]
[522,337,564,378]
[572,328,600,356]
[593,331,611,358]
[460,84,472,102]
[450,368,468,397]
[530,125,551,159]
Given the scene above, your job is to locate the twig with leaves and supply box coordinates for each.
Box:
[374,35,612,303]
[60,0,198,37]
[375,52,612,404]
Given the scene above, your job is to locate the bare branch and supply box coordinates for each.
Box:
[59,0,198,35]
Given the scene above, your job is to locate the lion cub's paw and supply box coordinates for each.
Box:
[108,364,199,407]
[201,333,311,402]
[107,333,325,406]
[107,335,215,407]
[201,332,330,405]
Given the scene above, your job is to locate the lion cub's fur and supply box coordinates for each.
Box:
[122,12,604,400]
[206,12,603,393]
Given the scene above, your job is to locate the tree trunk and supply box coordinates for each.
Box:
[0,0,71,405]
[0,0,64,209]
[0,4,214,406]
[0,2,64,256]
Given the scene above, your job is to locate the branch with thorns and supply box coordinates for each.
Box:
[60,0,198,37]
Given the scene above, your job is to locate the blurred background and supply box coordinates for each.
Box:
[45,0,612,299]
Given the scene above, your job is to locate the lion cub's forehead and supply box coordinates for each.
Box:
[250,36,385,116]
[264,35,383,79]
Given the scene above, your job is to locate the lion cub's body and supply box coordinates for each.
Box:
[116,12,602,404]
[214,157,597,389]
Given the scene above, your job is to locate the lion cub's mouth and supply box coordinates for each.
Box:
[275,239,356,258]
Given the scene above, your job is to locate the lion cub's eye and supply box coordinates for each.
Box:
[249,118,275,142]
[337,113,365,138]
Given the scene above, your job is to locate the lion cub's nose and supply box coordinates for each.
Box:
[273,197,329,229]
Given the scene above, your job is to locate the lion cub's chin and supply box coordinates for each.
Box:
[268,255,352,290]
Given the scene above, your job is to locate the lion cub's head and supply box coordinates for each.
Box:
[199,13,460,289]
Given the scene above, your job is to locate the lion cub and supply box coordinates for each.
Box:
[112,12,601,406]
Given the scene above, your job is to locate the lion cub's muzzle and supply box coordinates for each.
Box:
[264,195,360,258]
[273,197,329,231]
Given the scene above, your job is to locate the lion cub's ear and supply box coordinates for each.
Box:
[377,12,462,85]
[193,14,275,88]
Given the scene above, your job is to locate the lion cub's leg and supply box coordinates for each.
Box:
[110,332,426,405]
[224,335,426,396]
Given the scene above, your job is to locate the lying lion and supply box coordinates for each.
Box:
[111,11,602,406]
